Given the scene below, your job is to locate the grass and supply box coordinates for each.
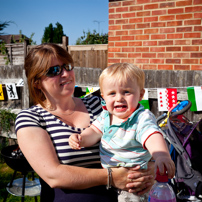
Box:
[0,161,40,202]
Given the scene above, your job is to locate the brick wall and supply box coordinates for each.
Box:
[108,0,202,70]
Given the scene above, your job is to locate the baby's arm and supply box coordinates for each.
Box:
[145,133,175,179]
[69,125,102,149]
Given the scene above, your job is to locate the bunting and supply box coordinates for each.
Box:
[187,86,202,111]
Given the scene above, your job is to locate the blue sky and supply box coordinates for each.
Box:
[1,0,109,45]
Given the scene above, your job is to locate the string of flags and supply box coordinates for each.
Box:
[78,86,202,112]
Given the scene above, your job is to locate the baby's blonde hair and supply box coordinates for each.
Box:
[99,63,145,93]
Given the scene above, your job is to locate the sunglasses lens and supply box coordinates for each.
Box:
[63,64,74,71]
[46,66,61,77]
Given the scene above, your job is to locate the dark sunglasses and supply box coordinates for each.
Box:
[45,64,74,77]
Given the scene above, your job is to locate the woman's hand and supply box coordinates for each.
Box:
[126,161,155,195]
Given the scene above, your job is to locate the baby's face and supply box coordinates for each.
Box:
[101,77,145,120]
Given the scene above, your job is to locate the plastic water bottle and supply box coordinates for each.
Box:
[148,169,176,202]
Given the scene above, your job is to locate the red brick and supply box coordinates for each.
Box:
[109,8,115,14]
[122,36,135,40]
[167,21,183,26]
[151,22,166,27]
[167,34,183,39]
[185,6,202,12]
[191,65,202,70]
[168,8,184,14]
[158,40,173,46]
[109,25,122,30]
[135,35,150,40]
[123,24,136,30]
[136,23,150,28]
[143,64,157,70]
[159,15,175,21]
[136,59,150,63]
[160,28,175,33]
[108,36,121,41]
[150,47,165,52]
[108,53,114,57]
[191,53,202,57]
[158,53,172,58]
[108,47,121,52]
[115,42,128,46]
[137,0,150,4]
[136,47,149,52]
[123,13,136,18]
[130,5,143,11]
[116,30,128,36]
[152,10,167,15]
[173,53,189,58]
[194,26,202,31]
[160,2,175,8]
[184,19,201,25]
[182,46,199,51]
[109,20,115,25]
[150,59,164,63]
[143,41,158,46]
[144,16,158,22]
[158,65,173,70]
[176,27,192,32]
[142,53,156,58]
[194,0,202,4]
[129,18,143,23]
[174,65,190,70]
[108,58,121,64]
[122,47,135,52]
[184,33,201,38]
[128,53,142,58]
[144,28,158,34]
[121,58,135,63]
[166,59,181,63]
[109,14,122,19]
[200,59,202,64]
[115,53,128,58]
[151,34,166,39]
[137,11,150,17]
[116,19,128,24]
[183,59,199,64]
[176,14,192,20]
[144,4,159,10]
[129,30,143,35]
[108,42,115,47]
[166,47,181,51]
[123,1,136,6]
[175,40,191,45]
[108,31,115,36]
[129,41,142,46]
[194,13,202,18]
[116,7,129,12]
[176,0,192,7]
[192,39,202,45]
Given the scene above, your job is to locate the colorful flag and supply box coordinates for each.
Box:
[139,88,150,109]
[0,84,4,100]
[5,83,18,100]
[187,86,202,111]
[157,88,177,111]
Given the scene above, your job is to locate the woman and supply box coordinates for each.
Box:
[15,43,154,202]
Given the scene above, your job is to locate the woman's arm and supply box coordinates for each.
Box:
[17,126,128,190]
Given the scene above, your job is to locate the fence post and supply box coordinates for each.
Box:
[23,39,29,60]
[62,36,68,51]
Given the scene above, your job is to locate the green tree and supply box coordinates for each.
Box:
[0,21,12,35]
[41,22,65,43]
[76,30,108,45]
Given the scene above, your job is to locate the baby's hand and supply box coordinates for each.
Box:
[155,156,175,179]
[69,134,82,150]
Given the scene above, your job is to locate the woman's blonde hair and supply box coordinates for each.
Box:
[25,43,73,107]
[99,63,145,93]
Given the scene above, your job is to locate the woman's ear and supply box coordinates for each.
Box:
[34,80,41,89]
[139,88,145,101]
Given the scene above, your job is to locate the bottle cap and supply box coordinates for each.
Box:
[155,168,168,182]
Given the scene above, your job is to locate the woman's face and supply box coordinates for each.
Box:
[39,57,75,102]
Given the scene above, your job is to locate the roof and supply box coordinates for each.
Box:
[0,34,29,44]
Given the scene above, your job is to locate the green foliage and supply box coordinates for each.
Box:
[0,21,13,35]
[0,41,10,65]
[41,22,65,44]
[0,109,17,133]
[76,30,108,45]
[11,30,36,45]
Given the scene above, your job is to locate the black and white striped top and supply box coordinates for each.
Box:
[15,96,103,168]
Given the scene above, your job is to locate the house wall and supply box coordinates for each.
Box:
[108,0,202,70]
